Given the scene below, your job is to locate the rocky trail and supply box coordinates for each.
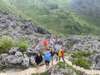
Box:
[1,56,100,75]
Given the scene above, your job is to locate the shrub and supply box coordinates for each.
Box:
[17,39,28,52]
[58,62,66,69]
[71,51,92,69]
[72,58,91,69]
[0,36,14,53]
[71,51,91,58]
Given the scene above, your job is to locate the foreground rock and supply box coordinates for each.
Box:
[0,48,35,69]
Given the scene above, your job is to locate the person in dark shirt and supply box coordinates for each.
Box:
[35,52,43,65]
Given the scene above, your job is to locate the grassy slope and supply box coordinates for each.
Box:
[68,0,100,28]
[1,0,100,35]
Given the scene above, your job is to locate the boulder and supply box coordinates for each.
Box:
[0,54,8,66]
[21,54,30,68]
[4,55,23,65]
[15,51,23,57]
[92,54,100,70]
[9,47,19,54]
[29,56,35,65]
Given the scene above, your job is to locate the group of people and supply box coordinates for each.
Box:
[33,36,65,69]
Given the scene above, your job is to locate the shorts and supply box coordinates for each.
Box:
[35,61,41,65]
[45,60,50,65]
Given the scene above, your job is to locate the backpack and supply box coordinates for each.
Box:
[58,49,62,57]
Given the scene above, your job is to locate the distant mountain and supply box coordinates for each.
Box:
[0,0,100,35]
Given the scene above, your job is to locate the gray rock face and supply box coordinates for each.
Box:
[0,11,49,45]
[0,54,8,65]
[22,54,30,68]
[0,48,34,68]
[9,48,19,54]
[0,10,50,68]
[5,55,23,64]
[65,36,100,70]
[65,36,100,52]
[92,54,100,70]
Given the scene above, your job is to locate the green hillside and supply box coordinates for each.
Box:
[69,0,100,28]
[0,0,100,35]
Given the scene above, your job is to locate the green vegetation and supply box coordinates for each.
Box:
[71,51,92,69]
[57,62,66,68]
[0,36,14,54]
[0,0,100,35]
[32,71,48,75]
[0,36,29,53]
[72,58,91,69]
[17,39,29,52]
[71,51,91,58]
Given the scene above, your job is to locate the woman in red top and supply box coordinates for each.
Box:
[42,39,49,50]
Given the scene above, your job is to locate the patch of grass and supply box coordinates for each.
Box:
[71,51,91,58]
[32,71,48,75]
[71,51,92,69]
[0,36,14,54]
[17,39,29,52]
[72,58,91,69]
[57,62,66,69]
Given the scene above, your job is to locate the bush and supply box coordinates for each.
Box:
[0,36,14,53]
[57,62,66,69]
[71,51,92,69]
[72,58,91,69]
[71,51,91,58]
[17,39,28,52]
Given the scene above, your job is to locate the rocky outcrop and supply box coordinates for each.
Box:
[65,35,100,52]
[64,35,100,70]
[91,54,100,70]
[0,11,50,45]
[0,47,35,69]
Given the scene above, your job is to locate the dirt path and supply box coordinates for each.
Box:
[0,60,58,75]
[1,57,100,75]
